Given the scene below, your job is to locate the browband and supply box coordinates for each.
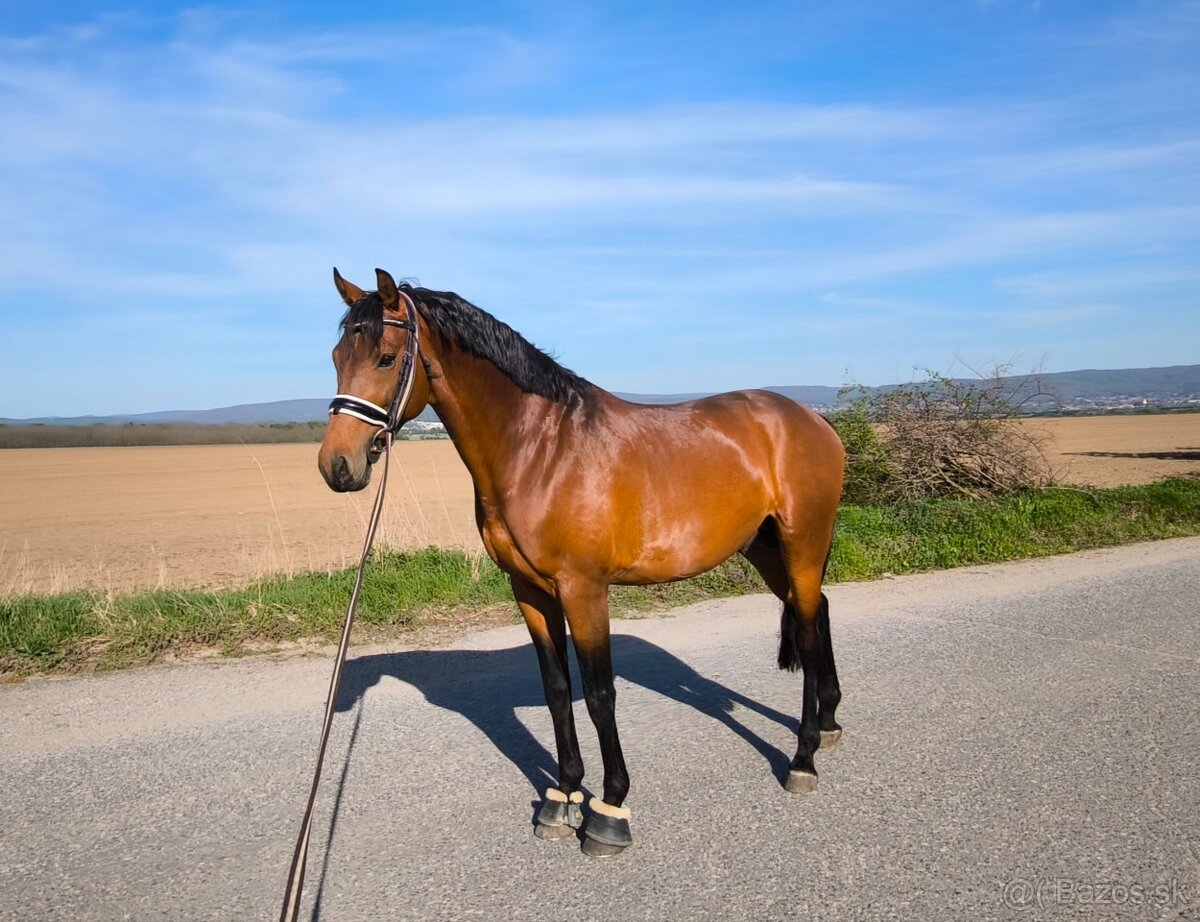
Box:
[349,319,415,333]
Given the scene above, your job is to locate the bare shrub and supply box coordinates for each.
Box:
[833,367,1056,503]
[828,403,893,506]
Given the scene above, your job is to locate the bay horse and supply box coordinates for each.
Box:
[317,268,846,857]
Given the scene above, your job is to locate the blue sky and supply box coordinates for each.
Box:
[1,1,1197,417]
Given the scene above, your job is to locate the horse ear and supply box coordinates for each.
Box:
[375,268,400,312]
[333,268,365,307]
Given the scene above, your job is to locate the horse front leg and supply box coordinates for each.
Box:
[511,577,585,839]
[560,578,632,858]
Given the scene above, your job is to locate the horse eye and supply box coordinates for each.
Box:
[377,354,396,369]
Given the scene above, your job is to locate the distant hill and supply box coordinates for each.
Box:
[2,364,1197,426]
[1013,365,1200,403]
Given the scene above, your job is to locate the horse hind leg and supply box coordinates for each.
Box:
[743,520,842,747]
[778,575,827,793]
[780,590,841,745]
[745,518,842,792]
[815,595,842,746]
[743,523,812,681]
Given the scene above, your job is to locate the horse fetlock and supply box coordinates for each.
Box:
[818,682,842,711]
[559,760,585,793]
[797,726,821,755]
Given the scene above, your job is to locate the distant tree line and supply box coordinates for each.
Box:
[0,422,456,449]
[0,422,329,449]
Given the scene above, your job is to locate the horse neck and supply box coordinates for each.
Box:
[421,335,559,498]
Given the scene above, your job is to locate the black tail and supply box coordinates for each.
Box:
[776,538,834,672]
[777,593,830,672]
[778,602,803,672]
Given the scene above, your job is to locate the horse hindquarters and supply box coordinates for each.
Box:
[741,404,844,785]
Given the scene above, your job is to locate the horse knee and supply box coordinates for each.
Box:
[542,667,570,704]
[583,683,616,720]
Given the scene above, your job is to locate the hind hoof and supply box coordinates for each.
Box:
[785,770,819,793]
[820,728,843,748]
[581,838,630,858]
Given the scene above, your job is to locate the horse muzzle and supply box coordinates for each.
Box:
[319,446,373,493]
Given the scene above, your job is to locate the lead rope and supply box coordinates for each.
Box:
[280,293,422,922]
[279,427,393,922]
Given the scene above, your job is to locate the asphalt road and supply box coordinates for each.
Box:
[2,539,1198,922]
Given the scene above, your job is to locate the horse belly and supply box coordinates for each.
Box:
[613,475,767,585]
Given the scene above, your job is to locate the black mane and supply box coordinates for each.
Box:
[340,286,593,406]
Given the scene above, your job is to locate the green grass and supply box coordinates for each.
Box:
[0,548,515,674]
[827,478,1200,580]
[3,479,1199,677]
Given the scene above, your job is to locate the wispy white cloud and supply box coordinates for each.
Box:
[995,266,1200,300]
[670,206,1200,298]
[970,138,1200,180]
[998,303,1122,328]
[1079,0,1200,48]
[1,4,1198,414]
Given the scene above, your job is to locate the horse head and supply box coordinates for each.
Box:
[317,268,431,492]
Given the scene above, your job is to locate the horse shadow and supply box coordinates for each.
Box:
[336,634,797,790]
[309,635,796,919]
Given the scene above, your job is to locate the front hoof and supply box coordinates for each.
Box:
[534,789,583,840]
[535,821,577,840]
[784,769,819,793]
[581,798,632,858]
[820,728,843,748]
[581,837,629,858]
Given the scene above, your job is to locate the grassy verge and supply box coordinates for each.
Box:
[3,479,1198,678]
[828,477,1200,580]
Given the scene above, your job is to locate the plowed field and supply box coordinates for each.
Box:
[2,415,1197,593]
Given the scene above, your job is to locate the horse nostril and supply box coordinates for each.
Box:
[334,455,351,485]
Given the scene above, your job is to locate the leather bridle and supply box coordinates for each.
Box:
[327,290,422,449]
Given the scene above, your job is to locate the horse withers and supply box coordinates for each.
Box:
[318,268,846,857]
